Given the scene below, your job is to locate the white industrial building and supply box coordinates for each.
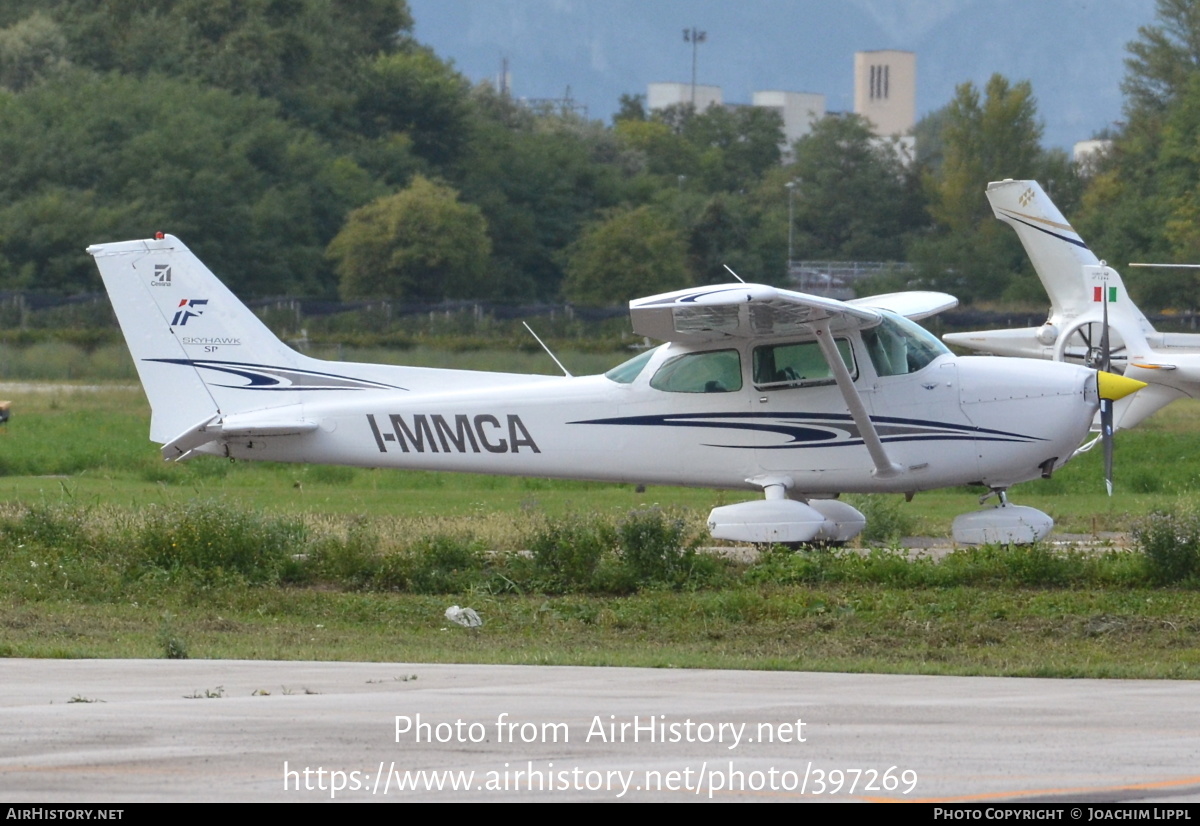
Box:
[647,82,724,113]
[647,50,916,157]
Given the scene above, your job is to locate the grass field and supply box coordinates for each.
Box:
[2,378,1200,678]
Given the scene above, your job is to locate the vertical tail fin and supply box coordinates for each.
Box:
[92,235,560,456]
[985,179,1153,336]
[986,179,1100,317]
[89,235,327,443]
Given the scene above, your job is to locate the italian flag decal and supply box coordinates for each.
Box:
[1093,285,1117,302]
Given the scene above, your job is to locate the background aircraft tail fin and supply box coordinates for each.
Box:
[986,179,1154,343]
[986,179,1102,317]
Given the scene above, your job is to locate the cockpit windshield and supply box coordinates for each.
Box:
[861,312,950,377]
[604,348,656,384]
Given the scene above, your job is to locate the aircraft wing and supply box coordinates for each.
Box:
[629,283,882,343]
[848,291,958,320]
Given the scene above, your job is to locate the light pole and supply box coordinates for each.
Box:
[682,27,707,108]
[785,180,797,285]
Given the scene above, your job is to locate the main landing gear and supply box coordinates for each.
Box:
[706,480,867,545]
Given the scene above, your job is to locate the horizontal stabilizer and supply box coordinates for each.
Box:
[161,415,221,461]
[161,414,317,461]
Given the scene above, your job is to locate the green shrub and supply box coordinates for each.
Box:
[744,543,1097,589]
[846,495,914,545]
[402,534,487,594]
[529,516,616,593]
[158,613,189,659]
[744,545,929,587]
[134,501,306,585]
[851,547,930,586]
[312,519,381,588]
[742,544,827,585]
[937,544,1072,587]
[307,524,487,593]
[998,544,1073,586]
[617,508,721,588]
[1133,509,1200,585]
[1,504,88,548]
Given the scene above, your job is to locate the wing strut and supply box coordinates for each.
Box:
[812,320,904,479]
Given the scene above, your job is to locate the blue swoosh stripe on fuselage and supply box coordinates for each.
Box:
[570,411,1043,449]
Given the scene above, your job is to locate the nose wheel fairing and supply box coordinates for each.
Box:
[951,502,1054,545]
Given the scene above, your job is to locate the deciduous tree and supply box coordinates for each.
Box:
[915,74,1071,302]
[785,114,926,261]
[562,206,689,306]
[328,175,491,302]
[0,12,70,92]
[0,71,376,295]
[1076,0,1200,309]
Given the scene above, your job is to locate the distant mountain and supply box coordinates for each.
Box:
[408,0,1156,149]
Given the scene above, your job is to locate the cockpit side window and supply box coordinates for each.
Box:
[650,349,743,393]
[752,338,855,390]
[862,312,950,377]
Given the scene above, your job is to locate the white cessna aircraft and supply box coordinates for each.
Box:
[946,179,1200,434]
[89,234,1143,545]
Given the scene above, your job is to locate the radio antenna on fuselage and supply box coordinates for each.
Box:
[522,321,572,377]
[723,264,746,283]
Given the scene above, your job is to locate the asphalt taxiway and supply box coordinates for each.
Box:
[2,659,1198,803]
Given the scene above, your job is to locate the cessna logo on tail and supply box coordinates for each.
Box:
[366,413,540,454]
[152,264,172,286]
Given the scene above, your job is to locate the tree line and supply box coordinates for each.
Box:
[0,0,1198,311]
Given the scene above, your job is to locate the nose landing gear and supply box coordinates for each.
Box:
[950,487,1054,545]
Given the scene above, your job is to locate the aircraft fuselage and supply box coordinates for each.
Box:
[211,337,1098,496]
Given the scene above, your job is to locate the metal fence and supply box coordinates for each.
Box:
[0,291,627,331]
[786,261,915,299]
[5,288,1200,335]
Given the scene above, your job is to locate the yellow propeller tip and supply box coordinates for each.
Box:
[1097,371,1148,402]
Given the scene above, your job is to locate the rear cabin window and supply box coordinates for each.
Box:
[650,349,743,393]
[752,339,856,389]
